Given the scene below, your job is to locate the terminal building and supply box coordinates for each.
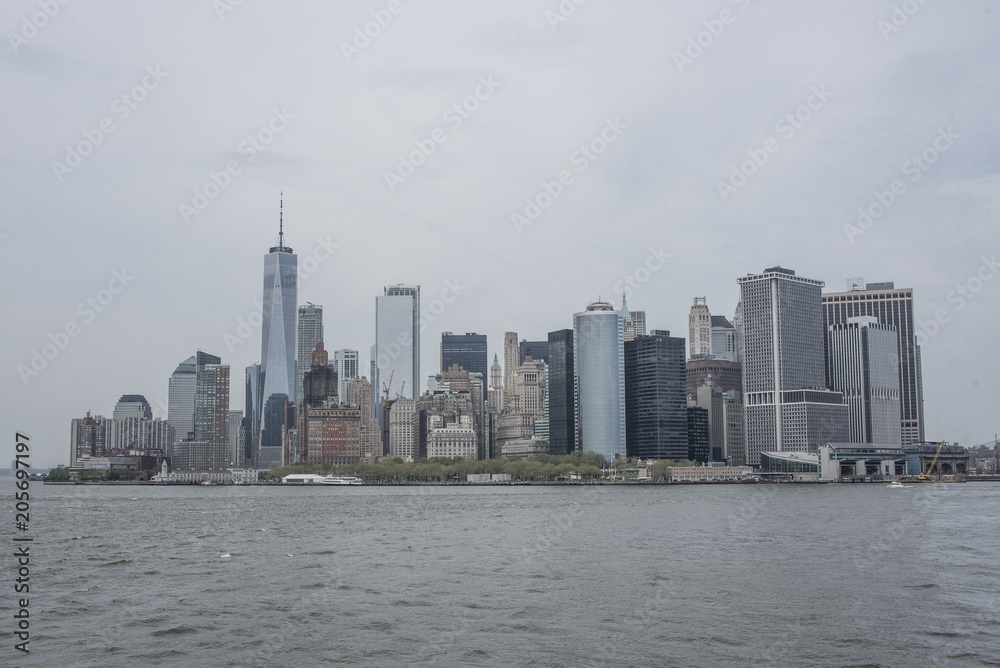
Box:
[759,443,908,480]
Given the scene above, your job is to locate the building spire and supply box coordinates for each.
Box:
[278,191,284,248]
[621,292,632,323]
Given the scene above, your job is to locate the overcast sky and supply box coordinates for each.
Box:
[3,1,998,467]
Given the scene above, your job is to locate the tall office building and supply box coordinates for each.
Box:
[488,354,503,411]
[168,357,198,444]
[257,198,297,469]
[547,329,575,455]
[375,285,420,401]
[711,316,737,361]
[573,301,625,459]
[441,332,488,379]
[197,364,231,469]
[822,281,924,444]
[738,267,848,465]
[518,339,549,364]
[624,331,688,460]
[334,349,360,406]
[243,363,260,466]
[228,410,244,467]
[689,298,712,359]
[503,332,519,410]
[296,303,323,411]
[686,359,742,401]
[349,377,382,457]
[828,316,902,444]
[113,395,152,421]
[621,294,646,343]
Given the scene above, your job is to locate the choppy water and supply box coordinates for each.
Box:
[3,480,999,667]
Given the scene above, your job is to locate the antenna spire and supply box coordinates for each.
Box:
[279,191,284,247]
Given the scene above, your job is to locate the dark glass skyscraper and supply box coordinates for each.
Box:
[440,332,487,379]
[547,329,575,456]
[518,340,549,364]
[256,199,297,469]
[624,330,688,460]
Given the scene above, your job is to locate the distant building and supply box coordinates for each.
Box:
[503,332,519,411]
[518,339,549,364]
[546,329,576,456]
[303,405,361,466]
[388,398,419,461]
[112,395,152,421]
[686,358,741,401]
[334,349,359,406]
[710,316,737,361]
[693,377,726,462]
[687,407,710,463]
[487,354,503,412]
[624,331,687,460]
[823,282,924,444]
[375,285,420,401]
[349,377,382,458]
[828,316,901,444]
[257,199,298,470]
[441,332,488,380]
[574,301,625,459]
[228,410,244,467]
[70,412,113,467]
[738,266,848,464]
[296,303,324,412]
[688,297,712,359]
[427,423,477,459]
[174,363,230,470]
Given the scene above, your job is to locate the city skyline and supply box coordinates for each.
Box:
[5,2,997,468]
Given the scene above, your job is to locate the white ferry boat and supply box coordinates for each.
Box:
[322,475,363,486]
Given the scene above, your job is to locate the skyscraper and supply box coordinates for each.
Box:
[488,353,503,412]
[375,285,420,401]
[257,198,297,469]
[441,332,488,379]
[547,329,575,456]
[518,339,549,364]
[503,332,519,410]
[573,301,625,460]
[244,363,260,466]
[822,281,924,444]
[624,331,687,460]
[168,357,198,444]
[69,412,112,467]
[296,303,323,411]
[738,266,848,464]
[334,349,359,405]
[828,316,902,444]
[688,298,712,359]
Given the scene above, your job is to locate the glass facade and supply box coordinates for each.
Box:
[376,288,419,401]
[547,329,575,456]
[624,331,687,460]
[296,304,324,409]
[573,303,625,460]
[822,285,923,444]
[258,237,297,469]
[441,332,488,379]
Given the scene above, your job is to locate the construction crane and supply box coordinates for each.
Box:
[920,441,947,480]
[397,381,406,400]
[381,370,394,404]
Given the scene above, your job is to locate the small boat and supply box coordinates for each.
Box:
[200,480,215,486]
[887,481,906,488]
[321,475,363,486]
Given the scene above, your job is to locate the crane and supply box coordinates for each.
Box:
[381,370,394,404]
[920,441,947,480]
[397,380,406,400]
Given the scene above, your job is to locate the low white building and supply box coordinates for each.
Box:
[667,466,753,482]
[281,474,327,484]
